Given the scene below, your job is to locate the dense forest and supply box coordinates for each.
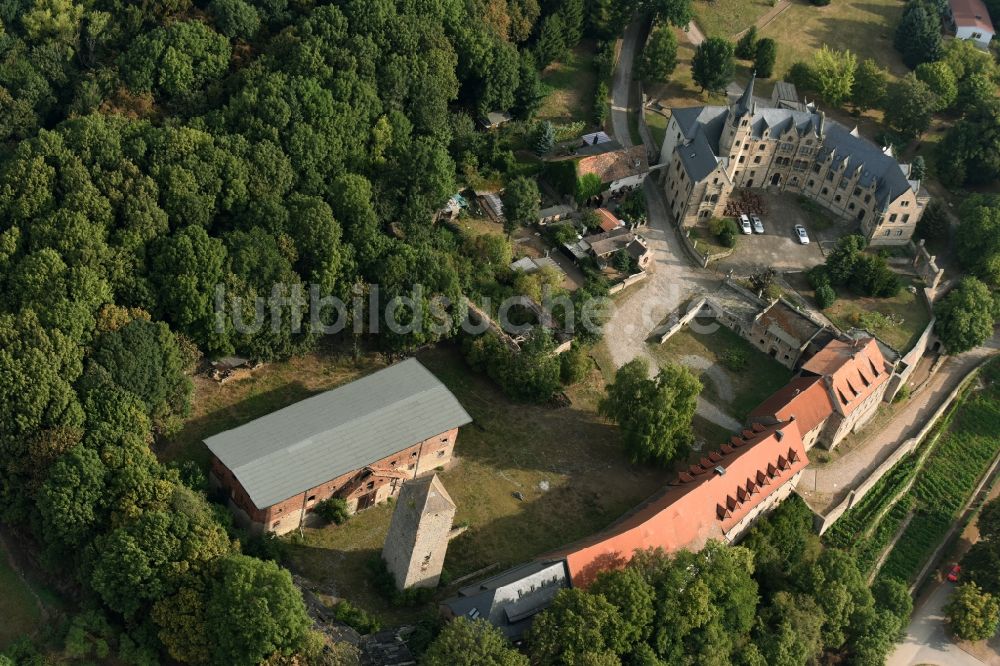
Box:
[0,0,665,663]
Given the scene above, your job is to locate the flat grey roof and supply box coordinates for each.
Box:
[204,359,472,509]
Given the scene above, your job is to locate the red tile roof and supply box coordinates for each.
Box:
[548,421,809,587]
[750,375,834,436]
[801,338,890,415]
[595,208,621,232]
[950,0,994,32]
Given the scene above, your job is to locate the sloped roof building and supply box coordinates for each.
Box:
[206,359,472,534]
[660,75,929,245]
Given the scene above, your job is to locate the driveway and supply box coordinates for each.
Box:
[611,18,645,149]
[888,580,990,666]
[601,177,734,429]
[714,190,846,275]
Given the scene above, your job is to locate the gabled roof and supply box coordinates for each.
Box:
[750,375,835,436]
[548,421,809,587]
[801,338,890,415]
[576,145,648,183]
[595,207,622,232]
[204,359,472,509]
[756,300,824,348]
[443,560,569,638]
[950,0,994,32]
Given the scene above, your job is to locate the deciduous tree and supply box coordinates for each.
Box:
[934,277,998,353]
[423,618,528,666]
[638,28,678,83]
[851,58,888,111]
[945,582,1000,641]
[692,37,734,93]
[811,46,856,106]
[599,357,701,466]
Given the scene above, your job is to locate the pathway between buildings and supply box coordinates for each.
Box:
[600,178,735,430]
[798,342,998,513]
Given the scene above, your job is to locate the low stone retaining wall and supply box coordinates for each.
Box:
[609,270,649,295]
[651,297,709,344]
[813,364,985,535]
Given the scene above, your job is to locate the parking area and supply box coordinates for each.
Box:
[714,191,856,274]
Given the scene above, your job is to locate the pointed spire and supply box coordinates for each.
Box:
[734,71,756,118]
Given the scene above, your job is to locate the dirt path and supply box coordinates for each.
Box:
[683,21,705,46]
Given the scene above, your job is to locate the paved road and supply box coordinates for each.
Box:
[889,580,988,666]
[611,18,644,149]
[798,344,997,513]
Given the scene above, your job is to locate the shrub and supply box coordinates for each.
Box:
[815,283,837,309]
[735,27,758,60]
[811,0,831,6]
[593,82,609,125]
[893,384,911,403]
[575,173,603,203]
[314,497,350,525]
[719,229,737,248]
[560,343,590,385]
[722,348,748,372]
[334,600,382,634]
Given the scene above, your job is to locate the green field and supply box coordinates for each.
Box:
[822,275,931,354]
[760,0,907,81]
[692,0,775,38]
[0,544,43,649]
[538,42,598,125]
[651,318,793,420]
[279,346,668,621]
[645,109,668,147]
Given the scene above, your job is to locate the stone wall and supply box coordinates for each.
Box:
[811,366,982,535]
[608,270,649,295]
[909,239,945,296]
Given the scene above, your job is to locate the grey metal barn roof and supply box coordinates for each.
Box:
[204,359,472,509]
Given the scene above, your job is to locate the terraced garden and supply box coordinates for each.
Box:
[823,359,1000,585]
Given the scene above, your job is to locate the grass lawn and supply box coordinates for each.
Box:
[645,109,668,147]
[650,319,793,420]
[693,0,775,38]
[759,0,907,81]
[274,346,667,622]
[0,544,43,649]
[644,29,728,109]
[159,343,387,467]
[824,275,932,353]
[538,42,598,125]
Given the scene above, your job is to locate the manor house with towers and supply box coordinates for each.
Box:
[659,76,930,245]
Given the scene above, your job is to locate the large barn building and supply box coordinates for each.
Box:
[205,359,472,535]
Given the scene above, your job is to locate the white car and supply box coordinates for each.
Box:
[739,214,752,235]
[794,224,810,245]
[751,214,764,234]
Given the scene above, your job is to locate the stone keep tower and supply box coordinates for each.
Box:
[381,475,457,589]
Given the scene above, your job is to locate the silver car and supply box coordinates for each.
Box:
[794,224,810,244]
[751,214,764,234]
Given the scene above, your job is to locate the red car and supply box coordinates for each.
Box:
[947,564,962,582]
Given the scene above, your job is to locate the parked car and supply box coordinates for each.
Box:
[947,564,961,582]
[794,224,810,244]
[739,214,752,235]
[751,214,764,234]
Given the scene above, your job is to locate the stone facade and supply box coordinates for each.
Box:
[382,475,457,589]
[210,427,459,536]
[660,77,930,246]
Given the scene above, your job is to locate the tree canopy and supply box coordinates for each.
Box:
[599,358,701,466]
